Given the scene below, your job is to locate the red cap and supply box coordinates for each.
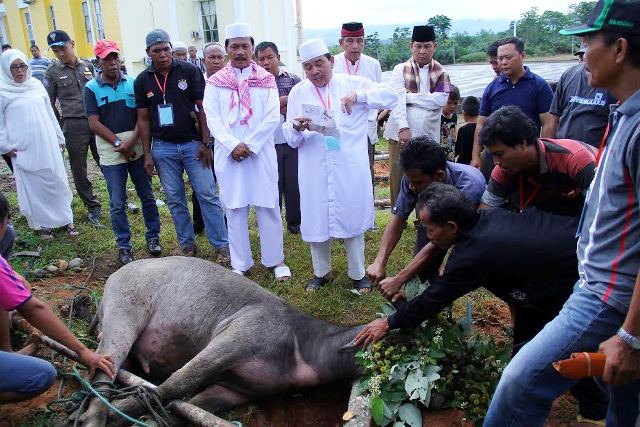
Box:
[94,39,120,59]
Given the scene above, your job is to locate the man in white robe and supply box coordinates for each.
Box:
[383,25,453,208]
[204,23,290,279]
[333,22,383,190]
[282,39,397,292]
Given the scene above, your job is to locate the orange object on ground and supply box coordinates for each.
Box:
[553,352,606,379]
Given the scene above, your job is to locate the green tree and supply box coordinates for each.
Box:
[363,31,382,60]
[427,15,452,41]
[569,1,597,24]
[379,26,412,70]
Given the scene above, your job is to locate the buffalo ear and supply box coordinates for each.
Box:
[338,342,360,353]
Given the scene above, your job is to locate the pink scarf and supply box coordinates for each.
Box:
[207,61,276,126]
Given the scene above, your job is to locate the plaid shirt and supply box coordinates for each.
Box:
[274,70,301,144]
[275,70,301,97]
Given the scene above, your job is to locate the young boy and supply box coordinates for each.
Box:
[440,86,460,160]
[455,96,480,165]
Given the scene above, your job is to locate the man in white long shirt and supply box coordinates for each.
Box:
[203,23,290,280]
[333,22,382,188]
[384,25,453,208]
[283,39,398,292]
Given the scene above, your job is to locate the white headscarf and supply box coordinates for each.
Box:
[0,49,45,94]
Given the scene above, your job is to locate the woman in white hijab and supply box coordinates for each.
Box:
[0,49,77,239]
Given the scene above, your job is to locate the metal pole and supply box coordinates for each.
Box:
[513,20,517,37]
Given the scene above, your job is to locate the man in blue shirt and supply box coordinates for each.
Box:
[367,136,485,300]
[470,37,554,170]
[83,40,162,265]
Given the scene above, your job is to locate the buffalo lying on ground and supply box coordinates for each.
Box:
[80,256,363,425]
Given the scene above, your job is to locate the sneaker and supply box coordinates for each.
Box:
[118,248,134,265]
[182,244,197,257]
[87,211,105,228]
[147,238,162,256]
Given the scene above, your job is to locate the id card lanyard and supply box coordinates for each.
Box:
[314,83,331,110]
[153,70,170,104]
[154,70,175,127]
[345,57,360,76]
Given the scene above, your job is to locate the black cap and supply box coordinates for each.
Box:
[412,25,436,42]
[47,30,71,48]
[560,0,640,36]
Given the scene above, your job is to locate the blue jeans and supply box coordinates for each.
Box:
[151,139,228,250]
[102,156,160,250]
[0,351,57,394]
[484,285,640,427]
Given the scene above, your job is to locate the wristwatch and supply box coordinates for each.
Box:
[113,138,122,148]
[201,140,213,149]
[617,327,640,350]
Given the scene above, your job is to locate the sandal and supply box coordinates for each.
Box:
[306,276,329,291]
[40,228,54,240]
[66,224,79,237]
[274,264,291,282]
[353,276,373,294]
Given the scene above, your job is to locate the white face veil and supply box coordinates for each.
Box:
[0,49,43,94]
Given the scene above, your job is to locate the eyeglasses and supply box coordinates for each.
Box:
[10,64,28,71]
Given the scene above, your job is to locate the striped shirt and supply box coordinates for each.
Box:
[577,89,640,315]
[0,256,31,311]
[274,70,301,144]
[30,56,50,83]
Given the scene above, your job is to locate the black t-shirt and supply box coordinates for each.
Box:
[134,59,204,142]
[455,122,476,165]
[387,208,579,329]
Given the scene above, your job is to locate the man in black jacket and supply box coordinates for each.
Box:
[356,182,578,350]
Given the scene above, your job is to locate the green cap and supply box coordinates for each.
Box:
[560,0,640,36]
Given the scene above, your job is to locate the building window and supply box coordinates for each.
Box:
[50,5,57,30]
[24,11,35,45]
[81,1,93,43]
[93,0,105,40]
[199,0,218,43]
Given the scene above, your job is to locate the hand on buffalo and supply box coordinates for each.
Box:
[78,348,116,380]
[353,318,390,349]
[599,334,640,385]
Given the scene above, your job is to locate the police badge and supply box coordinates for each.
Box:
[177,79,188,90]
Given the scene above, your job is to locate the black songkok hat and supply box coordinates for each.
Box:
[341,22,364,37]
[412,25,436,42]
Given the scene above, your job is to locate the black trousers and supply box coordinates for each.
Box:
[276,143,301,228]
[2,154,13,173]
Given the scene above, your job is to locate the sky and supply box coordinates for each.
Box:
[301,0,579,29]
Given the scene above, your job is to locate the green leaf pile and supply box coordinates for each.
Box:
[355,278,511,426]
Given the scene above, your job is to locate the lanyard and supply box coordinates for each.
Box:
[153,71,170,104]
[345,57,360,76]
[595,123,611,166]
[519,175,541,212]
[314,84,331,110]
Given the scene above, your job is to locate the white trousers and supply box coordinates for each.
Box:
[226,205,285,272]
[309,233,365,280]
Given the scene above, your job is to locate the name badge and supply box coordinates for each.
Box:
[325,136,341,151]
[158,104,175,127]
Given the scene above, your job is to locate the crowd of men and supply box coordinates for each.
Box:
[1,0,640,424]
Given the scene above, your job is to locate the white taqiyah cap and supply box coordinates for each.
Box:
[172,41,187,52]
[225,23,252,39]
[299,39,329,63]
